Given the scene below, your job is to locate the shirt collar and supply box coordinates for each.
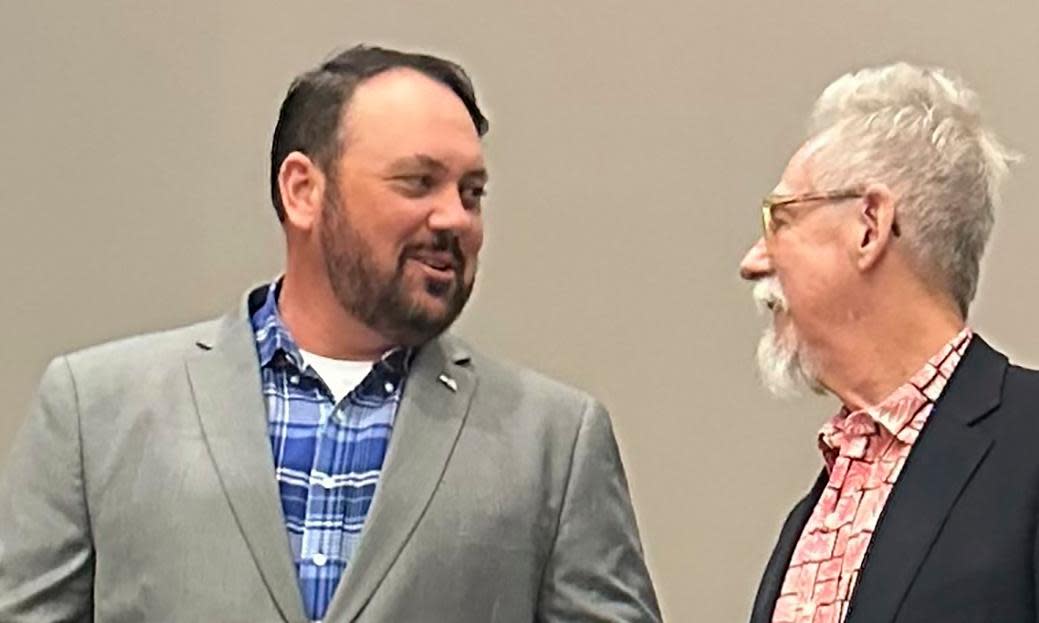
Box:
[818,327,973,458]
[249,279,413,381]
[250,280,306,370]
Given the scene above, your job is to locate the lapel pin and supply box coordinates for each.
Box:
[438,373,458,392]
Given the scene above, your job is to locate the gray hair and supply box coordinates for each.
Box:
[807,62,1019,316]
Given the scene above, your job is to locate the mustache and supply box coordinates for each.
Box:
[752,276,787,315]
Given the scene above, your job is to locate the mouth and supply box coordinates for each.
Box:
[754,295,784,316]
[406,252,460,282]
[752,277,787,317]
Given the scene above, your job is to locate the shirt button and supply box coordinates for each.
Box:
[312,552,328,567]
[289,375,300,385]
[384,381,395,393]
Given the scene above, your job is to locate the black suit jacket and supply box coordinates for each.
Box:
[750,336,1039,623]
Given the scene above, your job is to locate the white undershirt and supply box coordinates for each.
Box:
[298,348,376,404]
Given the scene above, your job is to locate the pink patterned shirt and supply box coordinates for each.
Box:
[771,328,973,623]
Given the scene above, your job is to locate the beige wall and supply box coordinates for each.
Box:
[3,2,1038,620]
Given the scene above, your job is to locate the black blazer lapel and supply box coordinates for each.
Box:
[750,472,828,623]
[845,337,1006,623]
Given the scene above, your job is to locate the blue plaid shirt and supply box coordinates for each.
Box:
[250,282,409,621]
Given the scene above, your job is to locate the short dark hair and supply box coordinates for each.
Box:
[269,44,490,221]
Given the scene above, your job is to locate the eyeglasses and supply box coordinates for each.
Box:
[760,188,865,236]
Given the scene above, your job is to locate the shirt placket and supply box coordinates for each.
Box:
[299,387,346,619]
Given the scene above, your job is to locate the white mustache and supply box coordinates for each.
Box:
[752,277,787,315]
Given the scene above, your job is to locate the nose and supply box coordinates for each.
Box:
[427,189,473,233]
[739,237,772,281]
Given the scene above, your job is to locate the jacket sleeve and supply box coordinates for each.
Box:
[1034,497,1039,623]
[535,398,662,622]
[0,356,95,621]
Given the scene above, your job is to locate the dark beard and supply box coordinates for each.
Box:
[319,188,474,346]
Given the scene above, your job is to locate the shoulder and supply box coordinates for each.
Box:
[433,336,627,483]
[50,316,226,401]
[969,338,1039,440]
[436,334,608,437]
[1005,357,1039,383]
[979,333,1039,402]
[443,334,600,412]
[961,335,1039,408]
[65,317,222,369]
[1002,361,1039,409]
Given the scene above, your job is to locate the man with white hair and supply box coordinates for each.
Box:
[743,63,1039,623]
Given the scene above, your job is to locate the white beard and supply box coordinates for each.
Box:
[752,277,823,398]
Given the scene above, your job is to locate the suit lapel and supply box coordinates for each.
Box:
[185,300,307,623]
[750,472,827,623]
[324,336,476,622]
[846,337,1006,623]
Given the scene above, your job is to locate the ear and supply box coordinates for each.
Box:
[856,183,897,271]
[277,151,326,231]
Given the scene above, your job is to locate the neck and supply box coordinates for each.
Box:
[278,256,393,362]
[815,293,965,411]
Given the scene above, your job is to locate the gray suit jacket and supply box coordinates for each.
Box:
[0,288,660,622]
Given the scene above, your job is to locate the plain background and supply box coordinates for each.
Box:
[3,2,1038,621]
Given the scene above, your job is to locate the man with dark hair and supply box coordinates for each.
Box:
[0,45,660,622]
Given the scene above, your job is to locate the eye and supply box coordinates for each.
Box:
[394,174,436,196]
[769,207,793,230]
[460,185,487,210]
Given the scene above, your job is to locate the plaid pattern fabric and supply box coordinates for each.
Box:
[771,328,972,623]
[250,282,409,621]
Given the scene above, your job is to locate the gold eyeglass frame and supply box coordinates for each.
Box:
[760,188,866,236]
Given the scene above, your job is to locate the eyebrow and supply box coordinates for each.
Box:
[388,154,488,184]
